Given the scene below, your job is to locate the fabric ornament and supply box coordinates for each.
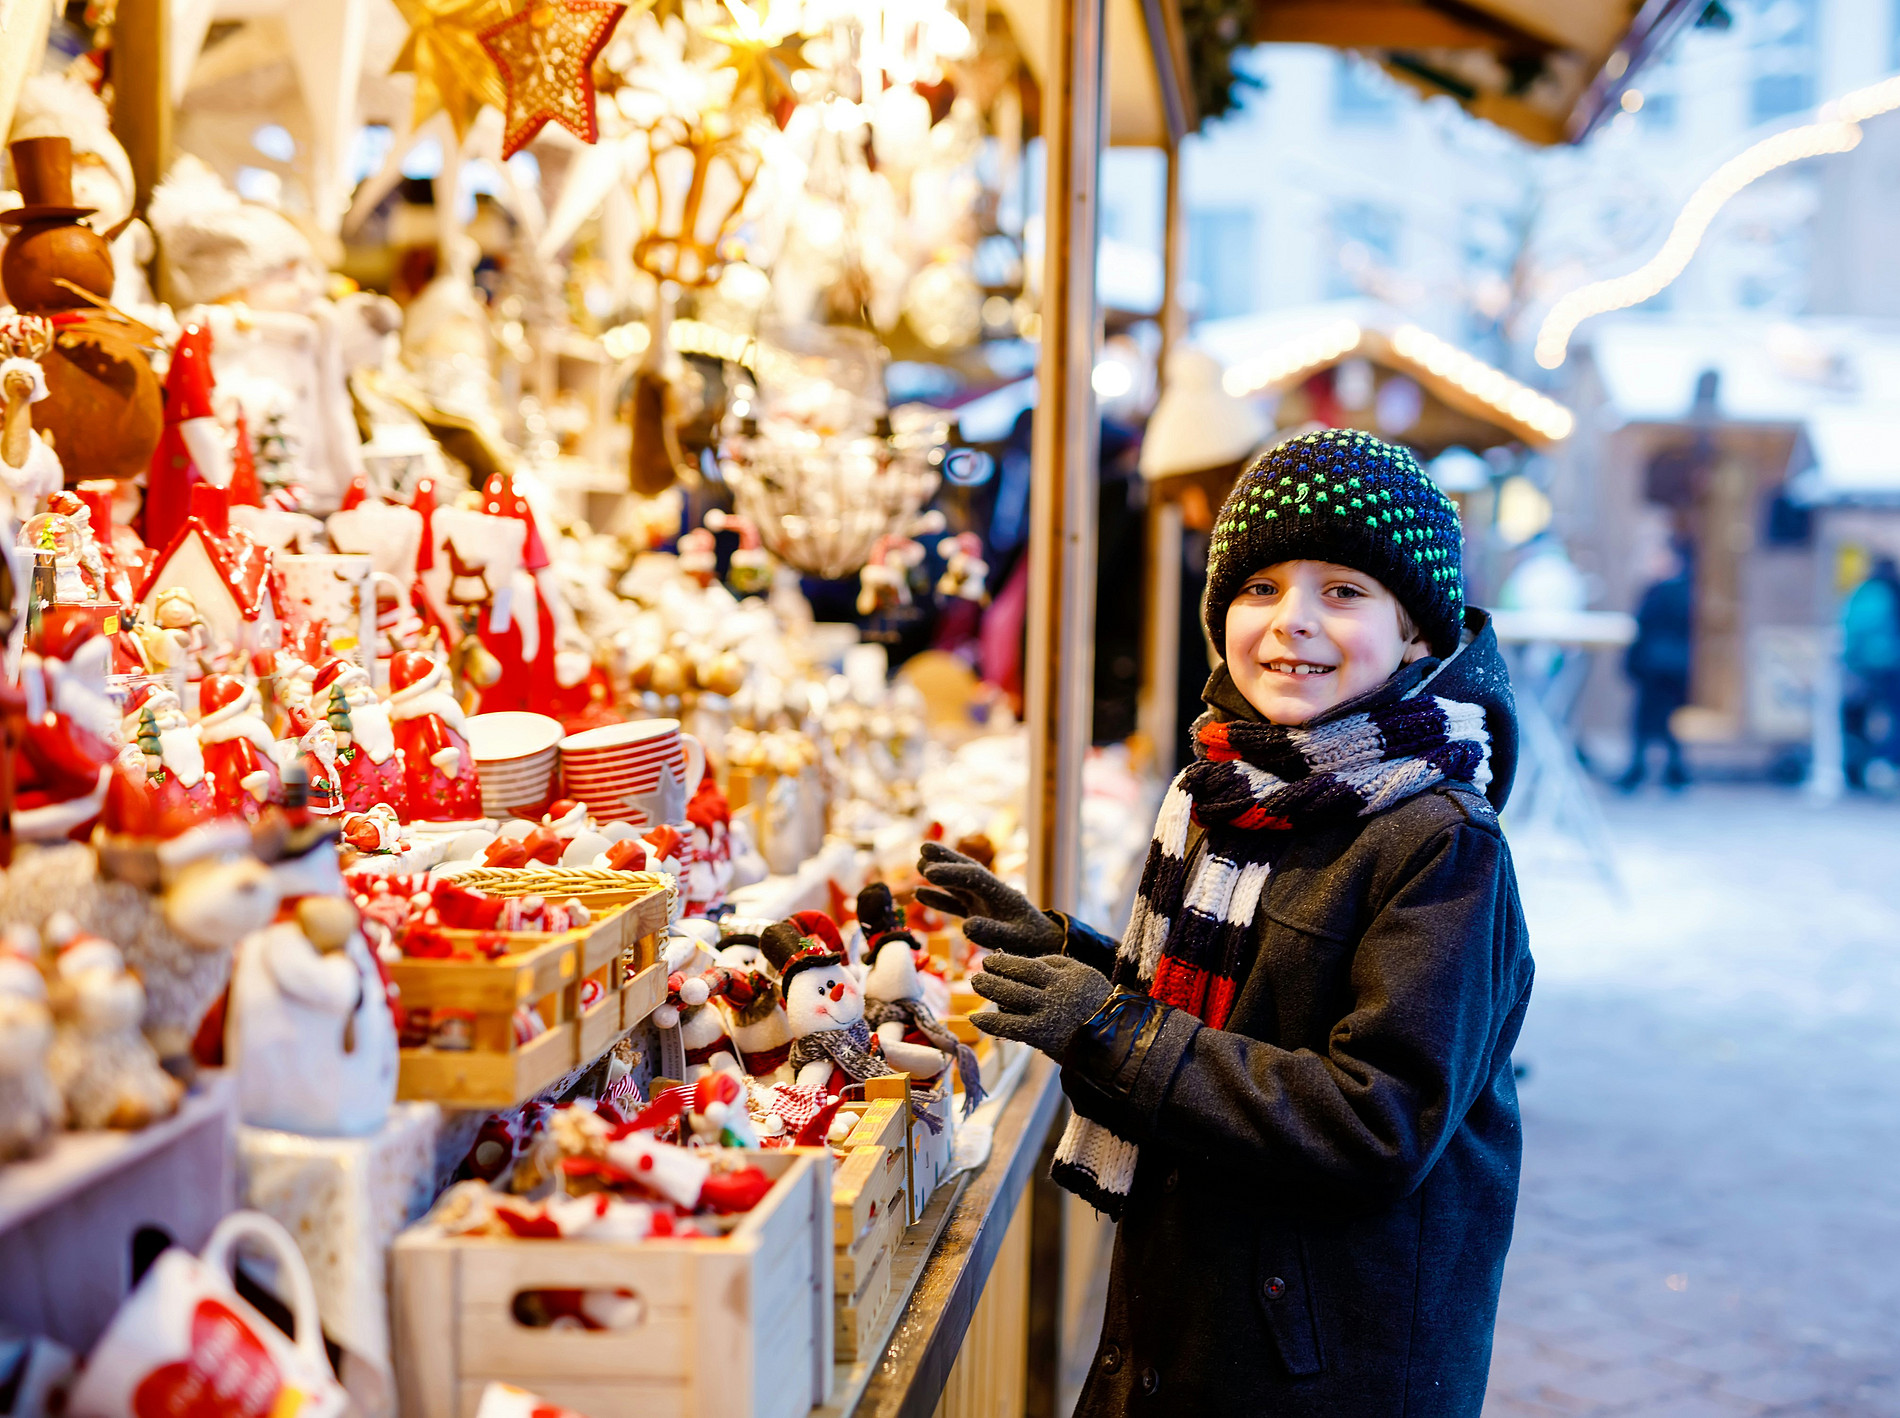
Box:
[479,0,627,160]
[1050,687,1492,1217]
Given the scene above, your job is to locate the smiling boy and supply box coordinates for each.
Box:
[919,429,1533,1416]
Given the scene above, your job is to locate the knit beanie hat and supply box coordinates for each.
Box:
[1204,428,1465,656]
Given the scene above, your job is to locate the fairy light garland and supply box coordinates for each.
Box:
[1534,74,1900,370]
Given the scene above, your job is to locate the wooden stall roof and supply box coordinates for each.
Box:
[1253,0,1705,145]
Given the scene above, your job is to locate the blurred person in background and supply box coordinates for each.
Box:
[1617,541,1694,792]
[1842,554,1900,789]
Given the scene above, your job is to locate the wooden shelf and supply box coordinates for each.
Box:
[0,1071,235,1237]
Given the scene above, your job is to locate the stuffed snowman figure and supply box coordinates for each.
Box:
[858,884,985,1115]
[0,928,60,1160]
[654,922,740,1082]
[764,921,900,1097]
[713,932,793,1083]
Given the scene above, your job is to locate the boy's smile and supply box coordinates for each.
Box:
[1224,560,1429,725]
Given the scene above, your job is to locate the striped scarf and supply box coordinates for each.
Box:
[1050,691,1491,1216]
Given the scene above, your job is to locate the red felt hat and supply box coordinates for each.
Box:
[790,910,843,954]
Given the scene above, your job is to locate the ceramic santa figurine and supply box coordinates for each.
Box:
[7,621,118,842]
[120,682,217,826]
[294,720,346,817]
[196,673,281,821]
[142,322,232,552]
[386,649,482,825]
[309,657,407,816]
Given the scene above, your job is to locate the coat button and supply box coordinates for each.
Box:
[1263,1275,1287,1301]
[1098,1344,1123,1374]
[1163,1169,1180,1192]
[1139,1367,1160,1395]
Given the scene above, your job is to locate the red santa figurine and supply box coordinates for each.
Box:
[309,657,407,817]
[296,720,346,817]
[196,673,281,821]
[120,682,218,825]
[142,323,232,552]
[386,650,483,824]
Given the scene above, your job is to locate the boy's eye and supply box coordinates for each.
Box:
[1327,584,1367,600]
[1241,582,1277,597]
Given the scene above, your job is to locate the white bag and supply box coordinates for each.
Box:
[67,1211,347,1418]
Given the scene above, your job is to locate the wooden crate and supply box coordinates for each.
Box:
[860,1076,954,1226]
[838,1101,909,1228]
[390,897,668,1109]
[392,1149,833,1418]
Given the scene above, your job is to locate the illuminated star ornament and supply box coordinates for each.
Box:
[479,0,629,160]
[391,0,517,142]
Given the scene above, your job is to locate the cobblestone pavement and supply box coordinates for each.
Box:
[1487,786,1900,1418]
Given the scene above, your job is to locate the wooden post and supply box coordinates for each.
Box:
[110,0,171,212]
[1139,139,1188,775]
[1025,0,1107,914]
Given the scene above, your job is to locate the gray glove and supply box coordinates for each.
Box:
[969,951,1112,1060]
[915,841,1065,957]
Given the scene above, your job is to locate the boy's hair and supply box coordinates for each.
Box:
[1203,429,1464,657]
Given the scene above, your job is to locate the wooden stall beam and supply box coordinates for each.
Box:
[1026,0,1108,914]
[111,0,172,212]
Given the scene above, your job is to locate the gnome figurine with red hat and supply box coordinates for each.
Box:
[764,920,901,1097]
[196,673,281,821]
[119,682,216,826]
[386,649,482,825]
[311,656,407,817]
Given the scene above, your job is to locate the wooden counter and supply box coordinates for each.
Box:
[841,1052,1068,1418]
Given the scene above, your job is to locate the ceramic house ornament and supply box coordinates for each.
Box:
[136,484,283,663]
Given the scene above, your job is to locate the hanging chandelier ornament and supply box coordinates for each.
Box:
[392,0,517,141]
[479,0,629,159]
[628,113,762,286]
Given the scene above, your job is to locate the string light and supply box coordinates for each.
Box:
[1222,320,1363,398]
[1220,317,1574,444]
[1389,324,1575,442]
[1534,73,1900,369]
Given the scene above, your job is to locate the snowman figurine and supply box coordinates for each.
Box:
[654,921,741,1082]
[763,920,900,1097]
[858,884,985,1115]
[714,928,793,1083]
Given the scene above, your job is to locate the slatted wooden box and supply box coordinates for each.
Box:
[392,1149,833,1418]
[828,1144,908,1362]
[391,894,669,1109]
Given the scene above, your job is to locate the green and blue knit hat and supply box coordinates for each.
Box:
[1204,428,1465,656]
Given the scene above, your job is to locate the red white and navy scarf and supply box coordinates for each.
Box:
[1051,691,1491,1216]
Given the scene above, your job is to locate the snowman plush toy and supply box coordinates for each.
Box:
[765,921,903,1097]
[858,883,985,1115]
[654,920,741,1081]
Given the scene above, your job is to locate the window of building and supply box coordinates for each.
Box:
[1333,55,1398,124]
[1749,0,1816,123]
[1328,200,1400,298]
[1186,207,1256,319]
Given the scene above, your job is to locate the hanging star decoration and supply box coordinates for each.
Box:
[704,1,811,120]
[480,0,629,159]
[392,0,518,142]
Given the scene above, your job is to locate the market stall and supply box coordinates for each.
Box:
[0,0,1180,1412]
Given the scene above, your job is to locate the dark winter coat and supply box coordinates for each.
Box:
[1623,573,1694,690]
[1058,608,1533,1418]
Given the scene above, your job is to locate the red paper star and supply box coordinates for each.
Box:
[478,0,627,159]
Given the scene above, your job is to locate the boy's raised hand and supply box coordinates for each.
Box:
[914,841,1065,957]
[968,952,1112,1059]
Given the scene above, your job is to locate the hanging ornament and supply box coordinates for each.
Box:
[628,115,761,287]
[707,24,812,121]
[391,0,516,142]
[479,0,628,160]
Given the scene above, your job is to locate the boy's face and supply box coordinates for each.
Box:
[1223,560,1428,726]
